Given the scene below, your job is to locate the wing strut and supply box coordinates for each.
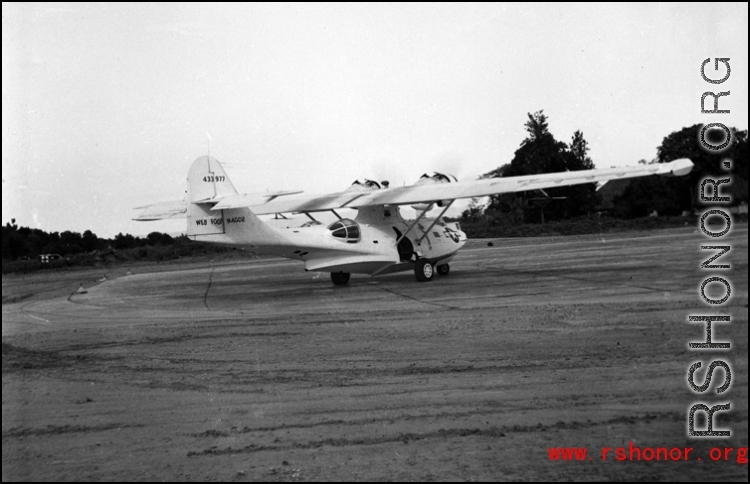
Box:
[397,207,431,244]
[416,200,454,245]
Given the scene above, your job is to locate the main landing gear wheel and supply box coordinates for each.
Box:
[414,259,435,282]
[437,263,450,276]
[331,272,351,286]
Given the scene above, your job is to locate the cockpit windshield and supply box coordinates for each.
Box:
[327,219,360,243]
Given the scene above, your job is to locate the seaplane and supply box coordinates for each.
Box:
[135,155,693,285]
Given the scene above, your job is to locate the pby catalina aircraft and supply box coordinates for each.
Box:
[135,156,693,285]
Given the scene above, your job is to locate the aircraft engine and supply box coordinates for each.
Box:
[345,179,382,192]
[412,172,457,211]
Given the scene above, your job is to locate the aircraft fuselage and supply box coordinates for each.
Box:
[193,204,466,276]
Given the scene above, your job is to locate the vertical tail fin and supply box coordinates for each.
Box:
[186,156,284,247]
[188,155,238,202]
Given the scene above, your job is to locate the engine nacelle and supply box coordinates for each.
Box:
[412,172,456,210]
[345,179,383,192]
[411,202,434,211]
[415,172,457,185]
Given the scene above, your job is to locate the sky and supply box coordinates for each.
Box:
[2,3,748,238]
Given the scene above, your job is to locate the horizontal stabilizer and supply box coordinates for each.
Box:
[192,195,226,205]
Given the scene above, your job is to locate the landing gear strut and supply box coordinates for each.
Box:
[331,272,350,285]
[414,259,434,282]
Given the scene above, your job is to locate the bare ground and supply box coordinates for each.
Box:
[3,226,748,481]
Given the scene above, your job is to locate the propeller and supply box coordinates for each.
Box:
[410,155,464,212]
[430,153,466,182]
[346,179,382,192]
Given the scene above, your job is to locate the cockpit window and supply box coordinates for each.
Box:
[327,219,360,243]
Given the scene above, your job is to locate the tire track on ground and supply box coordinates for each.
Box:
[186,412,683,457]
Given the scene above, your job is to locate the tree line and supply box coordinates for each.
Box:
[2,222,176,261]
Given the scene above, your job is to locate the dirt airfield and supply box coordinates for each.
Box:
[3,226,748,481]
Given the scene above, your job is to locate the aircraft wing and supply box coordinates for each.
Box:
[213,158,693,215]
[133,200,188,221]
[204,190,303,207]
[213,190,378,215]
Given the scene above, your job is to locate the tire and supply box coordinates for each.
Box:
[331,272,351,285]
[437,263,450,276]
[414,259,434,282]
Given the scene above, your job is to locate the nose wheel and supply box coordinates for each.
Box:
[437,263,450,276]
[414,259,435,282]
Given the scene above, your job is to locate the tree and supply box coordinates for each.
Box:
[114,233,136,250]
[59,231,83,255]
[2,219,23,259]
[81,230,99,252]
[24,232,45,257]
[659,125,747,207]
[461,198,486,223]
[523,110,550,144]
[147,231,163,246]
[158,233,174,246]
[480,162,511,180]
[147,231,175,246]
[614,125,748,217]
[612,176,688,218]
[484,111,599,223]
[570,130,594,170]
